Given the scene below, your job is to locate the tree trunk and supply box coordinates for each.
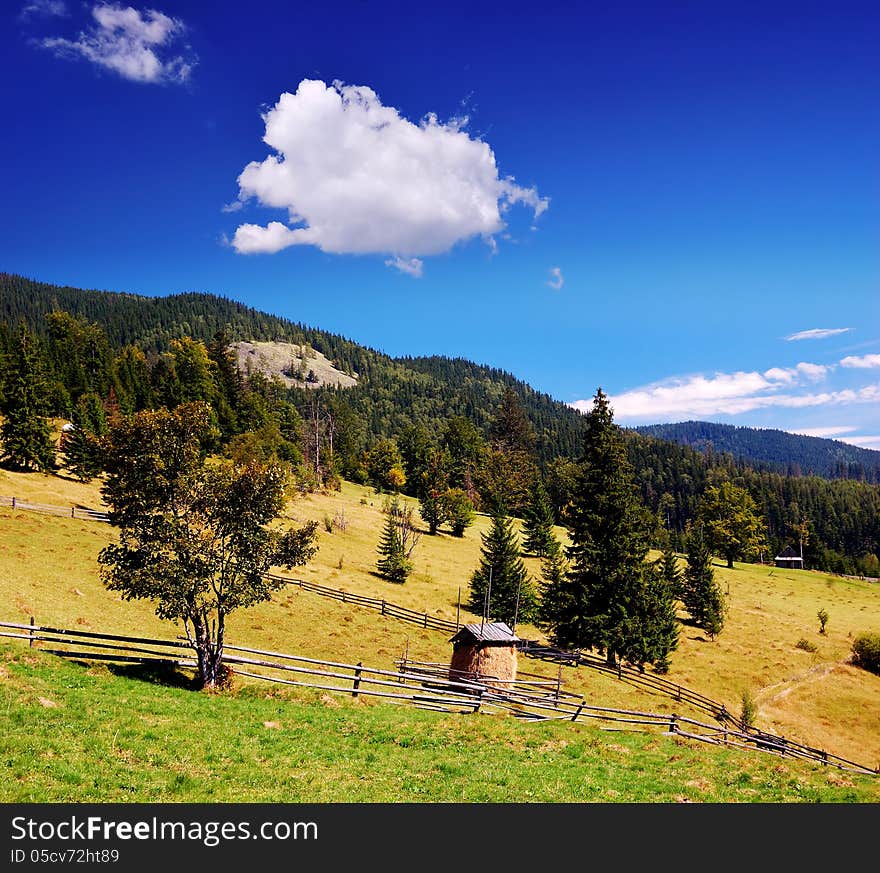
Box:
[192,614,225,689]
[606,648,616,667]
[727,557,734,569]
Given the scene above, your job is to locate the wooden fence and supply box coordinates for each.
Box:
[1,618,875,776]
[0,495,109,523]
[268,572,738,727]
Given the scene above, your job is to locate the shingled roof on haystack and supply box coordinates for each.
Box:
[449,621,519,645]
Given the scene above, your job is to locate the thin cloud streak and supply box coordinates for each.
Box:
[785,327,852,341]
[786,426,857,438]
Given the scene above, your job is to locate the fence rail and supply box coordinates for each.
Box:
[1,618,875,776]
[0,495,110,523]
[268,571,739,726]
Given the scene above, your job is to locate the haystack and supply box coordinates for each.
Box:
[449,621,519,684]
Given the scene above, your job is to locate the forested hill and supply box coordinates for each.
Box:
[635,421,880,484]
[0,272,587,463]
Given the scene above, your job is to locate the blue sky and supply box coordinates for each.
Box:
[3,1,879,446]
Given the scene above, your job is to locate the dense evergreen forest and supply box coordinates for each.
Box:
[1,271,878,577]
[636,420,880,484]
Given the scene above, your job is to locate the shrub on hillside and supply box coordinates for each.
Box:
[795,638,818,653]
[851,632,880,675]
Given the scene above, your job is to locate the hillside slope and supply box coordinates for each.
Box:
[635,420,880,484]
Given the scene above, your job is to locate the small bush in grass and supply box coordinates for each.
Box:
[796,638,818,653]
[740,690,758,729]
[323,514,334,533]
[851,632,880,675]
[817,608,829,635]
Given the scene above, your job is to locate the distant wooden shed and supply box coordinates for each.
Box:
[774,545,804,570]
[449,621,519,683]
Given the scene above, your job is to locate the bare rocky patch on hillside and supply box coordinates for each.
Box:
[231,341,358,389]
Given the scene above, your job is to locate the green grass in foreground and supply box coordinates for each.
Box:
[2,645,878,803]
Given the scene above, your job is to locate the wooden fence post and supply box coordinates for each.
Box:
[71,507,75,518]
[472,688,484,713]
[669,713,677,733]
[423,612,428,628]
[571,701,585,722]
[555,663,562,703]
[456,587,461,631]
[381,600,386,616]
[29,616,35,648]
[11,497,16,509]
[352,662,362,698]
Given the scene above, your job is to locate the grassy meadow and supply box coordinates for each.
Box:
[1,465,879,797]
[3,644,878,803]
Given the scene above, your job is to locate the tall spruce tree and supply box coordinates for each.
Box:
[0,325,55,472]
[61,391,108,482]
[540,388,675,670]
[656,543,684,600]
[468,511,537,627]
[522,477,556,557]
[539,532,568,603]
[682,525,725,638]
[625,566,680,673]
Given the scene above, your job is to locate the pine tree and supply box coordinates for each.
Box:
[682,525,726,638]
[61,391,107,482]
[468,511,537,626]
[541,388,674,670]
[539,532,568,602]
[656,543,684,599]
[522,477,556,557]
[625,567,680,673]
[0,325,55,472]
[376,497,418,583]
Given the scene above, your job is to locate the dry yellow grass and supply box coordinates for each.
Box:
[1,466,878,768]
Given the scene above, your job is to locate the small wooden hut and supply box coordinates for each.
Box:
[774,545,804,570]
[449,621,519,684]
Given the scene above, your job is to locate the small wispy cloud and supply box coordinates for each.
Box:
[840,354,880,369]
[20,0,67,19]
[785,327,852,341]
[786,426,856,438]
[838,435,880,449]
[38,3,196,85]
[384,256,424,278]
[546,266,564,291]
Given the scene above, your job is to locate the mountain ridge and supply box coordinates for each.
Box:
[634,420,880,484]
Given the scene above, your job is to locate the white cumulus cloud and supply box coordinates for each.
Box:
[39,3,195,84]
[546,266,564,290]
[785,327,852,341]
[840,354,880,369]
[230,79,548,273]
[573,366,879,422]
